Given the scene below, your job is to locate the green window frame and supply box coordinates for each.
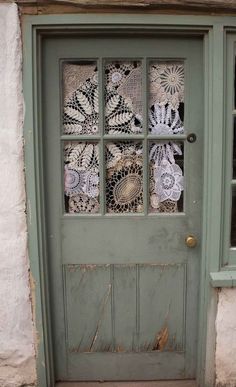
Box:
[222,32,236,269]
[211,31,236,286]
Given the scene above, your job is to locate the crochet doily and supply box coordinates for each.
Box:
[106,142,143,213]
[64,77,99,135]
[63,61,185,213]
[148,62,184,212]
[149,62,184,110]
[64,142,99,213]
[105,89,142,134]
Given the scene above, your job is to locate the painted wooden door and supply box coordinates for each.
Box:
[42,34,203,382]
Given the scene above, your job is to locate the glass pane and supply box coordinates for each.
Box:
[63,61,99,135]
[106,142,143,213]
[149,141,184,213]
[64,142,99,213]
[233,117,236,179]
[149,62,184,135]
[234,55,236,109]
[231,186,236,246]
[105,61,142,134]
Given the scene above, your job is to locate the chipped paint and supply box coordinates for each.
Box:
[152,326,169,351]
[67,264,111,272]
[29,271,39,356]
[89,284,112,352]
[115,345,125,352]
[66,263,185,355]
[140,263,184,268]
[80,264,100,271]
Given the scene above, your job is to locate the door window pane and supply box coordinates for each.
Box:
[233,116,236,179]
[234,56,236,109]
[149,141,184,213]
[149,62,184,134]
[64,142,99,213]
[106,142,143,213]
[231,186,236,246]
[63,61,99,135]
[105,61,142,134]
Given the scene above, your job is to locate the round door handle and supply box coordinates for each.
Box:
[185,235,197,248]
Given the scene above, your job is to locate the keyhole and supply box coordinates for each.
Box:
[187,133,197,143]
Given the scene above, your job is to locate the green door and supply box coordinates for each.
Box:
[42,34,203,382]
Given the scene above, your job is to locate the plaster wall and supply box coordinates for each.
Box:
[0,3,36,387]
[215,289,236,386]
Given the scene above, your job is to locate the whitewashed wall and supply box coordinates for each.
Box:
[0,3,36,387]
[215,289,236,386]
[0,2,236,387]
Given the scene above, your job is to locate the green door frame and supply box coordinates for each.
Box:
[22,14,236,387]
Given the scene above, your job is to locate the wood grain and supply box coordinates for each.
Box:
[56,381,197,387]
[15,0,236,11]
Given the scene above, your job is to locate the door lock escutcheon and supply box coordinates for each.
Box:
[187,133,197,143]
[185,235,197,248]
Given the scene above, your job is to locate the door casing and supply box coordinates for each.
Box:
[22,14,232,387]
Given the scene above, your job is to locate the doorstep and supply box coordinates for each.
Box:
[56,381,197,387]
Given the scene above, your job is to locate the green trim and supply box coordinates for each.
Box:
[23,21,54,387]
[222,32,236,268]
[22,13,236,387]
[210,271,236,287]
[23,23,48,386]
[196,30,213,387]
[23,13,236,26]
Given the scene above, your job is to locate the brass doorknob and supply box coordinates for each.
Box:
[185,235,197,248]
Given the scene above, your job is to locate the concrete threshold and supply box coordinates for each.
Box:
[56,381,197,387]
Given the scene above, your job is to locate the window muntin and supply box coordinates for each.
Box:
[62,60,185,215]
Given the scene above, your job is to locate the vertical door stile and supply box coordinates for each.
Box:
[110,264,116,352]
[135,263,140,352]
[63,264,69,378]
[183,59,188,215]
[98,57,105,215]
[142,57,148,216]
[60,61,66,215]
[60,61,69,379]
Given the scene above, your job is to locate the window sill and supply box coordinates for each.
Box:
[210,271,236,287]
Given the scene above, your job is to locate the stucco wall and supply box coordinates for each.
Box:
[215,289,236,387]
[0,3,36,387]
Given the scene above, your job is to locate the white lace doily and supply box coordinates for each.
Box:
[63,61,185,213]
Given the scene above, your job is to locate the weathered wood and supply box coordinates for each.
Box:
[56,381,197,387]
[15,0,236,11]
[18,6,236,15]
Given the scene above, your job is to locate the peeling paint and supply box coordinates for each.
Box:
[152,326,169,351]
[67,264,111,272]
[140,263,184,268]
[89,284,112,352]
[29,272,36,324]
[29,271,39,356]
[115,345,125,352]
[80,264,99,271]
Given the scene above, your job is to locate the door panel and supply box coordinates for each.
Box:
[42,35,203,381]
[65,264,185,352]
[61,217,189,263]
